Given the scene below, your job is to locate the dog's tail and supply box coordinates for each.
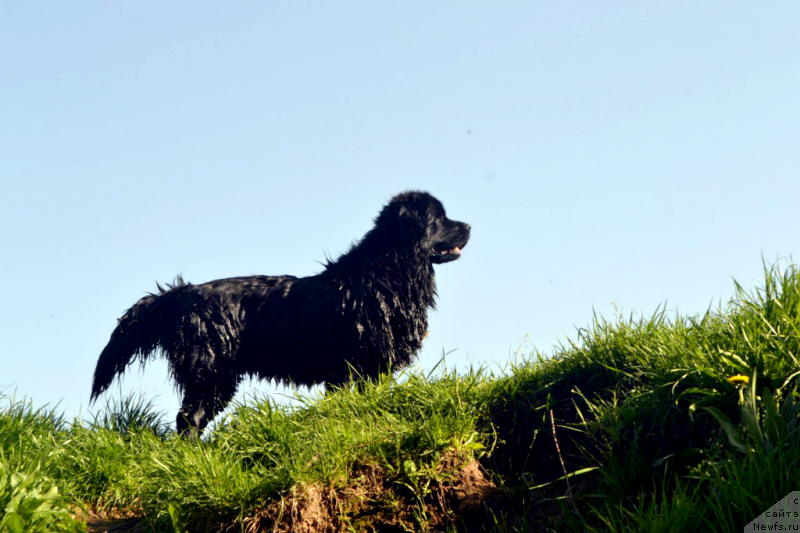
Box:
[91,278,188,403]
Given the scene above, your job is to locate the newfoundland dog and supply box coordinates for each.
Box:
[91,191,470,433]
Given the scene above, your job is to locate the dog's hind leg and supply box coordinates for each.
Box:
[176,370,241,436]
[176,390,209,436]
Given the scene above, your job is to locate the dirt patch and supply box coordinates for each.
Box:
[73,505,144,533]
[443,459,496,515]
[279,484,334,533]
[238,454,499,532]
[84,518,143,533]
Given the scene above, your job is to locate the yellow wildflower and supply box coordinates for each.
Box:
[727,375,750,385]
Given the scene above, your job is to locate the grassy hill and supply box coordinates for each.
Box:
[3,262,800,532]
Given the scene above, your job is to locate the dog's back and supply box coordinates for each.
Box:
[91,275,296,399]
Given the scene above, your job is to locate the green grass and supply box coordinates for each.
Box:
[3,260,800,531]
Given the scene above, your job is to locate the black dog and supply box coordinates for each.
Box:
[91,191,470,433]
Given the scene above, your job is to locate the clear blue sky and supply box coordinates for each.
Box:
[2,3,799,421]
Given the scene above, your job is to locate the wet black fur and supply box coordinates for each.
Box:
[91,191,470,433]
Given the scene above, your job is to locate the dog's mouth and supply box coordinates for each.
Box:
[431,243,464,264]
[434,244,462,257]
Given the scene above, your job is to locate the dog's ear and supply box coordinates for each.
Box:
[395,197,429,235]
[397,204,421,223]
[374,191,433,245]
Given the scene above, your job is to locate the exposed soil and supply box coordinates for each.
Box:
[239,454,499,533]
[85,518,143,533]
[73,505,145,533]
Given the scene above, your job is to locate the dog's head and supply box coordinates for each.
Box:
[378,191,471,264]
